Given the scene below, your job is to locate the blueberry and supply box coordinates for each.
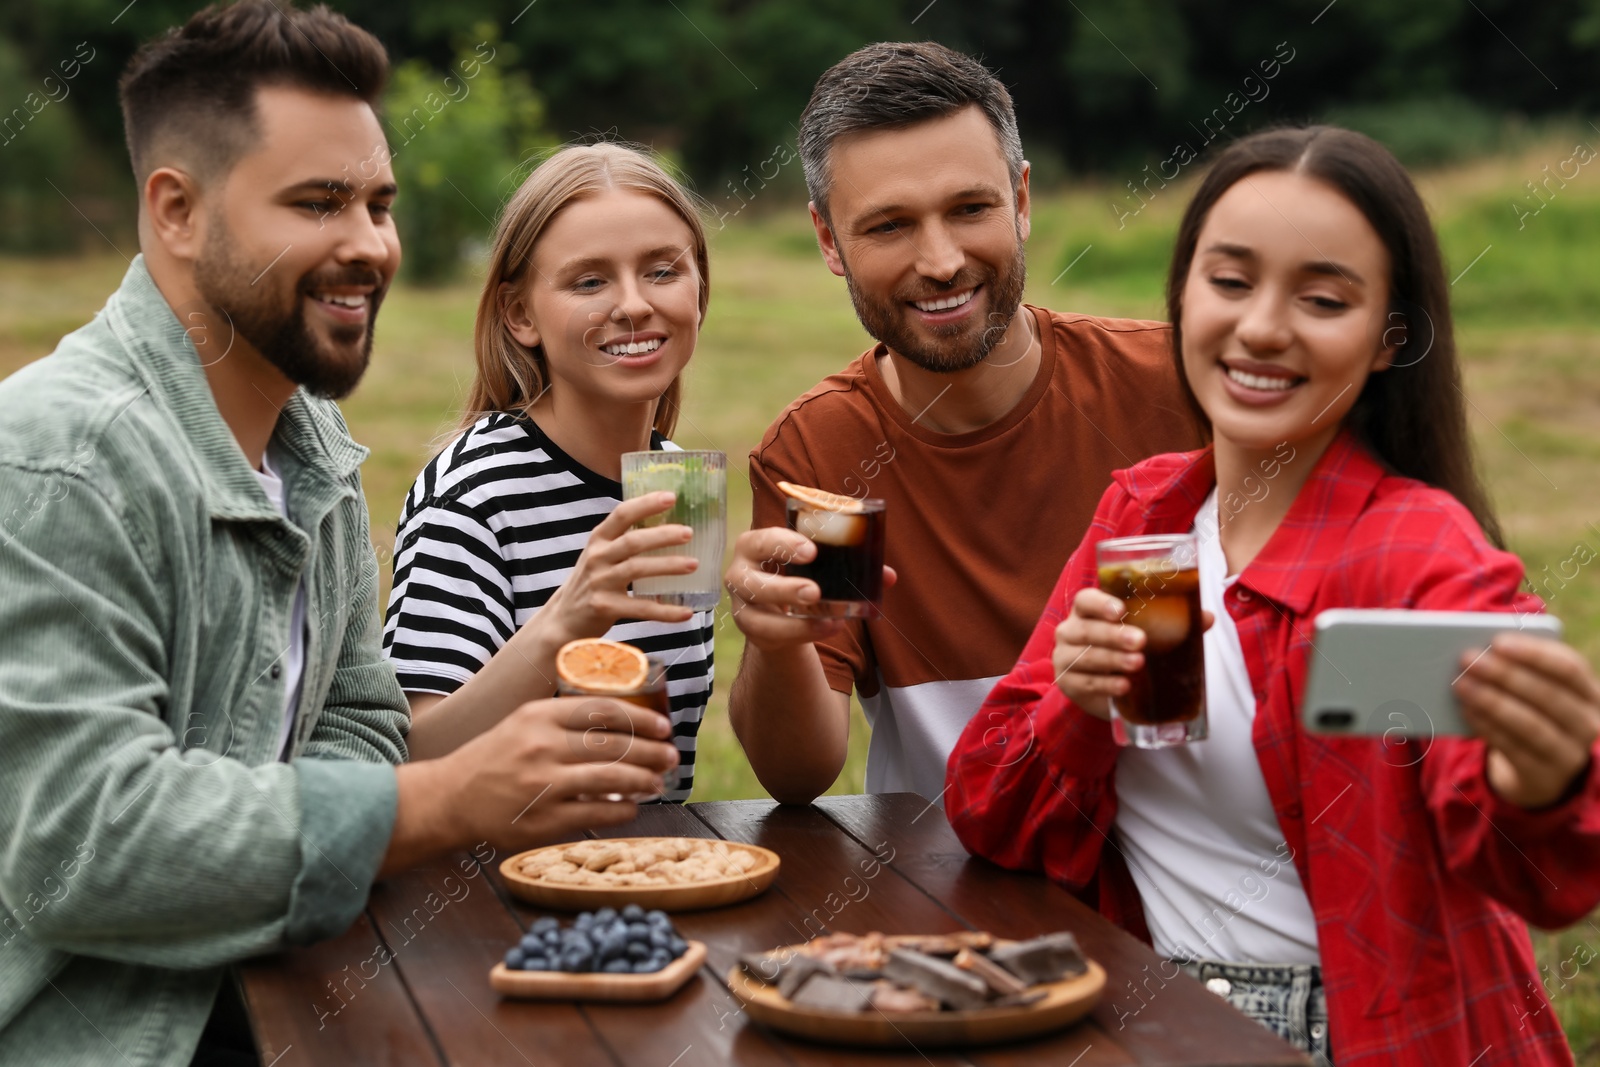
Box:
[544,929,561,946]
[667,937,687,958]
[648,928,670,950]
[648,950,672,970]
[603,957,633,974]
[505,947,526,968]
[627,922,651,941]
[633,958,661,973]
[646,909,670,927]
[598,934,626,962]
[523,953,548,971]
[610,917,629,937]
[621,903,645,922]
[594,907,618,924]
[531,917,559,935]
[520,933,542,953]
[569,935,594,956]
[561,950,590,973]
[626,941,650,961]
[574,913,595,932]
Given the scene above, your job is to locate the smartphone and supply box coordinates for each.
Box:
[1302,609,1563,737]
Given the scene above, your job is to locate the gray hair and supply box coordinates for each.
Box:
[798,41,1025,223]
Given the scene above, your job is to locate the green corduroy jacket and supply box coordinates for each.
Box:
[0,256,410,1064]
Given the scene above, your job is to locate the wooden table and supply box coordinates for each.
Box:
[240,794,1308,1066]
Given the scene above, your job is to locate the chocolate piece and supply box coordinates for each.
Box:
[788,973,875,1013]
[870,982,940,1014]
[738,951,790,985]
[990,989,1049,1009]
[883,948,989,1010]
[953,947,1028,996]
[887,931,994,956]
[988,933,1088,984]
[777,954,835,1000]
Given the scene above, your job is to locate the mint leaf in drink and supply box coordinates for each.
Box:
[622,454,724,527]
[624,463,686,527]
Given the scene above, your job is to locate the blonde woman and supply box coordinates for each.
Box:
[383,144,714,799]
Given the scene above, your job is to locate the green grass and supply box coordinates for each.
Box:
[3,135,1599,1048]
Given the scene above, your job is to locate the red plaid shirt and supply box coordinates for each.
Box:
[946,431,1600,1065]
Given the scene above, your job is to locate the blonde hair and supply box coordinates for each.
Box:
[459,143,710,439]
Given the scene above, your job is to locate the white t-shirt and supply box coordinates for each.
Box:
[1112,487,1320,965]
[254,451,308,761]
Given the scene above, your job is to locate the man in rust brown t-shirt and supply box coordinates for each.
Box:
[723,42,1204,804]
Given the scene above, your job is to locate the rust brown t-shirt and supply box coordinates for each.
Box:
[749,305,1206,800]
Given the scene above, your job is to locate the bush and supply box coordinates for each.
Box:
[1323,96,1510,169]
[385,29,552,284]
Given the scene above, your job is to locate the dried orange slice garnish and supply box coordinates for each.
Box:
[556,638,650,694]
[776,481,864,514]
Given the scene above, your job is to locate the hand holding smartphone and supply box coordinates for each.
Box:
[1303,609,1564,738]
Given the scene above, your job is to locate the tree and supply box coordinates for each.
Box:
[384,29,552,283]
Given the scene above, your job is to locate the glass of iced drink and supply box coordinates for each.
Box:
[555,639,680,797]
[777,481,886,619]
[1095,534,1207,749]
[620,450,726,611]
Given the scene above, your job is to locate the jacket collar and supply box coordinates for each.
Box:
[103,256,368,522]
[1113,430,1388,614]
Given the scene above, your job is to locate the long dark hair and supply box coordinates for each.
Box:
[1165,124,1503,548]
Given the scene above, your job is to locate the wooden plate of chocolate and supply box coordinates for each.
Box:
[500,838,781,911]
[725,930,1105,1048]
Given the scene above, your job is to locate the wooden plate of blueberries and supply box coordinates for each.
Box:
[491,942,708,1002]
[490,908,709,1002]
[725,930,1106,1048]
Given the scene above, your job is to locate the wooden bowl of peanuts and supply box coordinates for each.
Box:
[500,837,782,911]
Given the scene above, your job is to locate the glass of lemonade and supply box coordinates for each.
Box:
[620,450,726,611]
[777,481,886,619]
[1095,534,1207,749]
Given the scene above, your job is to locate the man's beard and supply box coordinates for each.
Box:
[843,238,1027,374]
[194,221,383,400]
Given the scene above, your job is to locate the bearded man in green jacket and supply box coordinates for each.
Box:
[0,4,679,1063]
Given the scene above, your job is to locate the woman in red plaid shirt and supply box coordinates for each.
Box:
[946,125,1600,1066]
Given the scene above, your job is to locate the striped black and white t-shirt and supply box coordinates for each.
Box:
[382,411,714,801]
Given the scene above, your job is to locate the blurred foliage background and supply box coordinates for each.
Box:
[3,0,1599,275]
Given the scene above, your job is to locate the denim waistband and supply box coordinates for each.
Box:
[1175,957,1332,1066]
[1176,957,1321,987]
